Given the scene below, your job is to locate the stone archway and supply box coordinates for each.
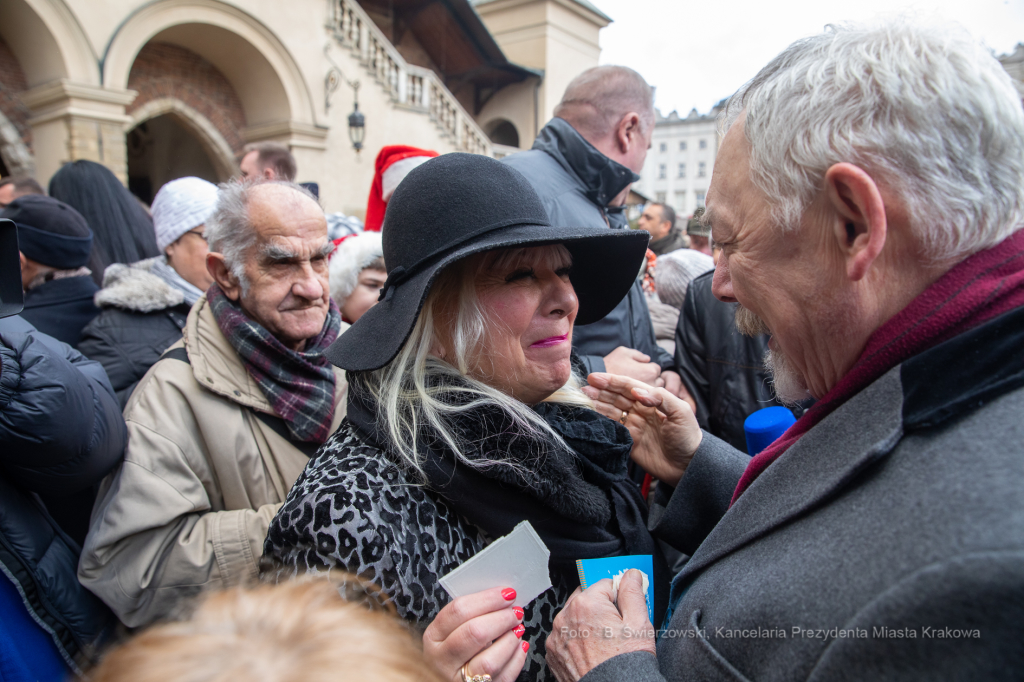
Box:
[483,118,520,148]
[0,109,34,177]
[125,98,237,203]
[103,0,318,132]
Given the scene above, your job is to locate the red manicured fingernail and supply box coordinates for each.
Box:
[513,624,525,638]
[501,588,516,601]
[521,641,530,653]
[512,606,524,620]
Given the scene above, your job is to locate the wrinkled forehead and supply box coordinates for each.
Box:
[249,186,326,237]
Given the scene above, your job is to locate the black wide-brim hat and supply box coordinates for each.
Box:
[326,153,650,371]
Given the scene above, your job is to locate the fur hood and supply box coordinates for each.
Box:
[94,257,184,313]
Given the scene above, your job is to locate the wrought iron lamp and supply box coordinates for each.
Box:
[325,45,365,153]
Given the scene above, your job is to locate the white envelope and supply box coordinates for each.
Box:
[438,521,552,608]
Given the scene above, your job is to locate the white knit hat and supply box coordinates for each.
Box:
[152,177,220,251]
[329,231,384,305]
[655,249,715,309]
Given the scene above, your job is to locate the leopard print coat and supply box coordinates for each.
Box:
[262,420,575,682]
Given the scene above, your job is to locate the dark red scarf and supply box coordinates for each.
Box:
[731,230,1024,505]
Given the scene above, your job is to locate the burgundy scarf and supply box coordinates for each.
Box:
[207,284,342,443]
[731,230,1024,505]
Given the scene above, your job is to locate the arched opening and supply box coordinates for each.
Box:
[484,118,520,148]
[123,40,244,203]
[126,114,222,205]
[103,2,318,130]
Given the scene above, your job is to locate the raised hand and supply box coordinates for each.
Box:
[583,372,702,487]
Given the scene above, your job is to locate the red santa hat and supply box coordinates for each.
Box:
[364,145,439,231]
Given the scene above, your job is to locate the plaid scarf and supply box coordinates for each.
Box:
[207,284,342,443]
[731,230,1024,505]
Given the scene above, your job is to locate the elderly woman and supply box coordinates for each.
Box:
[263,154,667,682]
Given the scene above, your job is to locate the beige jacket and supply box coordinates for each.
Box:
[78,295,346,627]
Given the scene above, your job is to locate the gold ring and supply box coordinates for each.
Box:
[619,409,628,425]
[461,664,491,682]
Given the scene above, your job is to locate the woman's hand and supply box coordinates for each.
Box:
[583,372,702,487]
[423,587,529,682]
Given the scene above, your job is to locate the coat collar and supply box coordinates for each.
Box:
[22,275,97,307]
[532,117,640,209]
[678,304,1024,583]
[93,257,184,313]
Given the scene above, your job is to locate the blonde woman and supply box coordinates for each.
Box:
[263,154,669,682]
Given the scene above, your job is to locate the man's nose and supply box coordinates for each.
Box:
[711,256,736,303]
[292,263,325,300]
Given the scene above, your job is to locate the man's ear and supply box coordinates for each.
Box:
[207,252,242,301]
[823,163,887,282]
[262,167,276,181]
[615,112,642,154]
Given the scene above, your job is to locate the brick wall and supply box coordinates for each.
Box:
[127,42,246,155]
[0,35,32,151]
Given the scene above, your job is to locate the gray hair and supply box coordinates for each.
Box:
[554,65,655,138]
[722,19,1024,262]
[353,245,592,480]
[206,180,318,291]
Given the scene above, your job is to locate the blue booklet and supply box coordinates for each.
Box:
[576,555,654,622]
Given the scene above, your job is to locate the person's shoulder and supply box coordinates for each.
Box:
[123,343,204,423]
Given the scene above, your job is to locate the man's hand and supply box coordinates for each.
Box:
[602,347,661,385]
[546,571,656,682]
[656,370,696,412]
[584,373,701,487]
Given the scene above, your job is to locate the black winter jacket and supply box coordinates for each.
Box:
[78,258,192,408]
[674,271,806,451]
[0,315,125,674]
[503,118,673,373]
[20,275,100,347]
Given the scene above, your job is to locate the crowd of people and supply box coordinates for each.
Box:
[0,17,1021,682]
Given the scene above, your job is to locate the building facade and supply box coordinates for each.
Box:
[0,0,608,218]
[635,104,722,219]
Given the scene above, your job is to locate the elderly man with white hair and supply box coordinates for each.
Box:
[543,20,1024,682]
[79,181,347,627]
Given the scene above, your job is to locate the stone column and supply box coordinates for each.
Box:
[20,80,137,186]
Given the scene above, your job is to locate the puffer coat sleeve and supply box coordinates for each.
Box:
[0,316,126,494]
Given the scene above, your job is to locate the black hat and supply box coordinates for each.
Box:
[326,153,650,371]
[0,195,93,269]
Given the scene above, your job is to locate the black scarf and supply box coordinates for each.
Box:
[346,377,668,626]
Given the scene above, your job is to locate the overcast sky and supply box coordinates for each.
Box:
[593,0,1024,116]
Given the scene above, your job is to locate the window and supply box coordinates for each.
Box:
[679,141,687,152]
[695,191,706,208]
[698,162,706,177]
[658,164,667,179]
[678,163,686,178]
[699,139,707,150]
[674,191,686,210]
[656,192,667,203]
[659,142,667,153]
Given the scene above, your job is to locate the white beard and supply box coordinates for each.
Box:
[763,346,812,406]
[735,304,812,405]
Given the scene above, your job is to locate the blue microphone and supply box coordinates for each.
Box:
[744,406,797,456]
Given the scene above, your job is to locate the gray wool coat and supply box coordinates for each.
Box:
[583,305,1024,681]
